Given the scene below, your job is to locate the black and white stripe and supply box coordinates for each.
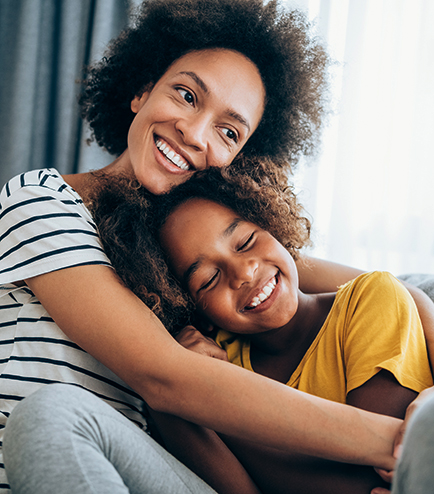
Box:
[0,169,148,491]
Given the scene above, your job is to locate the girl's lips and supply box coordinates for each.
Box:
[153,135,193,174]
[242,274,280,313]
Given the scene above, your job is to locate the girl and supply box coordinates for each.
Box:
[2,1,434,493]
[118,164,432,493]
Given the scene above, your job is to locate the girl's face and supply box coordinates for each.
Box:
[125,49,265,195]
[159,198,299,334]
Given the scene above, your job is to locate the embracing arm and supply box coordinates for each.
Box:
[297,255,434,366]
[25,264,400,469]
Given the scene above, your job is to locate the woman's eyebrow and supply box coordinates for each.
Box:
[178,71,251,132]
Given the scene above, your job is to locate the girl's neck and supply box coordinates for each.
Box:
[249,290,336,383]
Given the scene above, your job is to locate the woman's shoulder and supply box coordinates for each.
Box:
[1,168,81,204]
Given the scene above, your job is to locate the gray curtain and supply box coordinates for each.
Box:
[0,0,131,188]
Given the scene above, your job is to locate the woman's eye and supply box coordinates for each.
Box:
[177,88,195,105]
[222,128,238,142]
[238,233,254,251]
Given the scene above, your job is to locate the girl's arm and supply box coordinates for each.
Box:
[146,327,260,494]
[25,264,400,469]
[148,408,261,494]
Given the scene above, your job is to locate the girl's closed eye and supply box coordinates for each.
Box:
[237,232,255,251]
[176,87,195,105]
[198,270,220,293]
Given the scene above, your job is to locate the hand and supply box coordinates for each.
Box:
[371,488,390,494]
[372,386,434,493]
[393,386,434,458]
[176,325,229,361]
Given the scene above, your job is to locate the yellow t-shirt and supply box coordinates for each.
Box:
[216,272,433,403]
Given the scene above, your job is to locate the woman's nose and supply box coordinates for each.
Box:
[175,114,208,158]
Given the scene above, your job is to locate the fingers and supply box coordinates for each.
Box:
[371,488,390,494]
[374,467,394,483]
[394,386,434,458]
[176,325,229,361]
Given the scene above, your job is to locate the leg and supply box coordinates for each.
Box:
[3,384,216,494]
[391,393,434,494]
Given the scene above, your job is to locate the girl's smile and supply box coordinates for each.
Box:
[159,198,300,334]
[116,49,265,195]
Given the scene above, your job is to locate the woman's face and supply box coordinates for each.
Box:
[159,198,299,334]
[125,49,265,194]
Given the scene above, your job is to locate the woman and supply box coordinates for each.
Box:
[1,1,433,492]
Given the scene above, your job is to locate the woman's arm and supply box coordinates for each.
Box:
[297,255,434,366]
[25,264,400,469]
[296,255,364,293]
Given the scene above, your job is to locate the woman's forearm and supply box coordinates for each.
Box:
[154,350,400,471]
[296,255,364,293]
[26,265,399,471]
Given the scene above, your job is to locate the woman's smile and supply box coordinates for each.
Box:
[118,48,265,195]
[154,136,193,172]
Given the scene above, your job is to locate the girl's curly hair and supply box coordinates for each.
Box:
[86,156,311,334]
[156,161,311,261]
[79,0,330,171]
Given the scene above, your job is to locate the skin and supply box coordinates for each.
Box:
[90,48,265,195]
[159,198,427,494]
[19,46,433,492]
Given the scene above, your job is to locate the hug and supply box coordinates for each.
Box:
[1,1,434,493]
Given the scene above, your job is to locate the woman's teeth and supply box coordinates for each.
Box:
[248,278,277,308]
[156,139,190,171]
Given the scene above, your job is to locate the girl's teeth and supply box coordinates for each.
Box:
[248,278,277,308]
[263,285,273,296]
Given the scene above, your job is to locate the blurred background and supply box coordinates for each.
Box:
[285,0,434,275]
[1,0,433,275]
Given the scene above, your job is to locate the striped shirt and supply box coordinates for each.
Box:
[0,169,148,491]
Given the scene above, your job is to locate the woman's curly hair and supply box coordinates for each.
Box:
[86,156,311,334]
[80,0,330,172]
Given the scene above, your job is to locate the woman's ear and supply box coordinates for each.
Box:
[130,83,154,113]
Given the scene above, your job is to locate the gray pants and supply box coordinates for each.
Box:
[4,384,434,493]
[3,384,216,494]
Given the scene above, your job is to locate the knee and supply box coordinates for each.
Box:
[4,384,97,448]
[407,392,434,436]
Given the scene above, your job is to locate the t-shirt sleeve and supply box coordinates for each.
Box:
[343,271,433,394]
[0,174,111,284]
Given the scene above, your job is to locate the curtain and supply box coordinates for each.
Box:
[285,0,434,275]
[0,0,130,187]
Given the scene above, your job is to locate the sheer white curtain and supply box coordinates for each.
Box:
[284,0,434,275]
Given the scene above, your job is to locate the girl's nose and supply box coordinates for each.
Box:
[228,258,258,290]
